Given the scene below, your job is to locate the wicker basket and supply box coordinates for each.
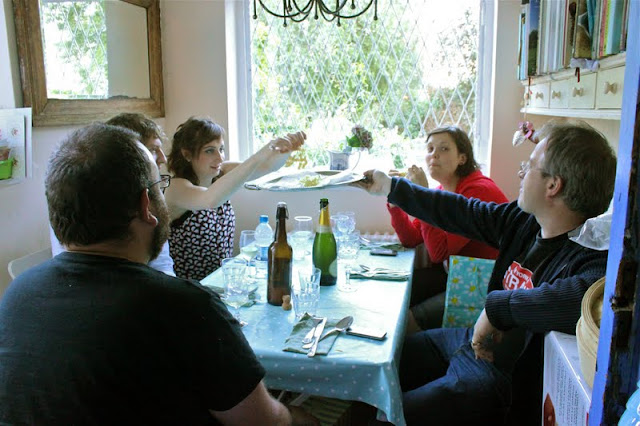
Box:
[576,277,605,388]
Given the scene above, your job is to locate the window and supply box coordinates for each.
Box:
[249,1,485,172]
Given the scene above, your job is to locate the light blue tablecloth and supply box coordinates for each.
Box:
[201,250,414,426]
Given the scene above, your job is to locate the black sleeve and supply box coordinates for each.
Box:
[170,284,265,411]
[387,177,521,249]
[484,248,608,334]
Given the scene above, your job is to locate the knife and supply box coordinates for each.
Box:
[307,317,327,357]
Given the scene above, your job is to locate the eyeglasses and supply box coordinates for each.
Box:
[148,174,171,191]
[519,161,549,177]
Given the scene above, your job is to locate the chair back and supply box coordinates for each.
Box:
[442,255,496,328]
[8,248,52,280]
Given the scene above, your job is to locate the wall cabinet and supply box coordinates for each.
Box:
[521,53,625,120]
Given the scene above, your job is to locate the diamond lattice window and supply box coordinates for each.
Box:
[40,0,108,99]
[250,1,481,171]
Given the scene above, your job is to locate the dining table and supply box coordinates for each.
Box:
[200,247,414,426]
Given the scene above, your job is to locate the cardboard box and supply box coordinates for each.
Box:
[542,331,593,426]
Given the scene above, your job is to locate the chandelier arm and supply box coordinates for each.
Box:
[255,0,377,23]
[330,0,376,19]
[256,0,312,19]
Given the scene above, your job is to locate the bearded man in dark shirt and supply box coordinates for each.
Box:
[0,123,318,426]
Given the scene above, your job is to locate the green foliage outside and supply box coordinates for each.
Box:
[251,7,479,170]
[41,1,108,98]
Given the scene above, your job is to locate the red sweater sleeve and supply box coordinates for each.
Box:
[387,204,423,248]
[421,172,509,263]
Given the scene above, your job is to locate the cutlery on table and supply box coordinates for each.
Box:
[307,317,327,357]
[302,317,323,345]
[302,316,353,349]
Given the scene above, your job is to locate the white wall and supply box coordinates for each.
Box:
[0,0,621,296]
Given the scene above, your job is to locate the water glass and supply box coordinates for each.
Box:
[338,231,360,292]
[292,216,314,260]
[221,257,249,325]
[293,267,321,321]
[336,211,356,235]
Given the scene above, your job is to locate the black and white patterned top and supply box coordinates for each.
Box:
[169,200,235,281]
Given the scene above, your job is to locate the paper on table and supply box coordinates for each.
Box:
[283,313,341,356]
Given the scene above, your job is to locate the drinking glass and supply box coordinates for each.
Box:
[221,257,250,326]
[239,230,258,279]
[336,211,356,235]
[293,267,321,321]
[337,231,360,292]
[330,214,348,240]
[291,216,314,260]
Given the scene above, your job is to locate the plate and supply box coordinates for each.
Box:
[244,170,364,192]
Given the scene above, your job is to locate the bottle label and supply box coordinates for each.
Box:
[316,225,332,233]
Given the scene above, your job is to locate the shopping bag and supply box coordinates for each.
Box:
[442,256,495,328]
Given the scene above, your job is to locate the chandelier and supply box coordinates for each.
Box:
[252,0,378,26]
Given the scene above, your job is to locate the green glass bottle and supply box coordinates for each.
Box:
[312,198,338,286]
[267,202,292,305]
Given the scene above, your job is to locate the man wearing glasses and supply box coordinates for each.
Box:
[49,113,177,276]
[0,124,318,425]
[357,120,616,424]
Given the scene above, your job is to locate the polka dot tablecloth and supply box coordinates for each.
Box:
[202,249,415,426]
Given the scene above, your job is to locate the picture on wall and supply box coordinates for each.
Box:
[0,108,32,186]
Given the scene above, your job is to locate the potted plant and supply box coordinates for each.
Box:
[328,125,373,170]
[0,145,14,180]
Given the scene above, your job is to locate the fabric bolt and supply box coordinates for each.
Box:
[388,178,608,423]
[0,252,264,425]
[170,200,235,281]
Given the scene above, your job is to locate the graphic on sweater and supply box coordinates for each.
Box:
[503,261,534,290]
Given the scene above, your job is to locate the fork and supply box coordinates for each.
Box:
[302,317,323,344]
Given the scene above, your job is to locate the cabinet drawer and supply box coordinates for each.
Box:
[596,66,625,109]
[568,73,596,109]
[549,80,570,109]
[529,83,550,108]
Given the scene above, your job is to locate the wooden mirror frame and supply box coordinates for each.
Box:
[12,0,164,127]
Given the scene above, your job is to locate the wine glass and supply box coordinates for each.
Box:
[239,230,258,270]
[330,214,348,240]
[338,231,360,292]
[291,216,313,260]
[221,257,250,326]
[336,211,356,235]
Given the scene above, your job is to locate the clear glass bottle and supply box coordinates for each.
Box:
[312,198,338,286]
[267,202,292,306]
[254,215,273,278]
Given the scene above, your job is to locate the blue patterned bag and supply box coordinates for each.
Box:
[442,256,496,328]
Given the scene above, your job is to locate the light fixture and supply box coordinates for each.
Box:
[253,0,378,26]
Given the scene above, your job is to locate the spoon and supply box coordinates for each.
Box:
[302,316,354,349]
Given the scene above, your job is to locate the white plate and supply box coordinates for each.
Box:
[244,170,364,192]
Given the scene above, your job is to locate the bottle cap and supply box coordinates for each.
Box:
[277,201,287,207]
[259,215,268,223]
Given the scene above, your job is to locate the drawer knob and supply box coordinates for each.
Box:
[551,90,561,99]
[535,92,543,99]
[572,87,584,97]
[604,81,617,95]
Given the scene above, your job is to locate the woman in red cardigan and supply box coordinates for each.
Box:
[388,126,508,332]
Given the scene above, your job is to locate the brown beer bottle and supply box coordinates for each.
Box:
[267,202,293,306]
[312,198,338,286]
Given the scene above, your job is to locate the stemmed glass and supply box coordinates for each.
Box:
[290,216,314,261]
[239,230,258,279]
[221,257,250,326]
[338,231,360,292]
[331,214,348,240]
[336,211,356,235]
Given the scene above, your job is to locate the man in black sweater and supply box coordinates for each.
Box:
[357,120,616,424]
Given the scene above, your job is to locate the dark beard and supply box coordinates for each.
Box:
[149,196,170,262]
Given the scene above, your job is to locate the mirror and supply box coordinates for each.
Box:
[12,0,164,127]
